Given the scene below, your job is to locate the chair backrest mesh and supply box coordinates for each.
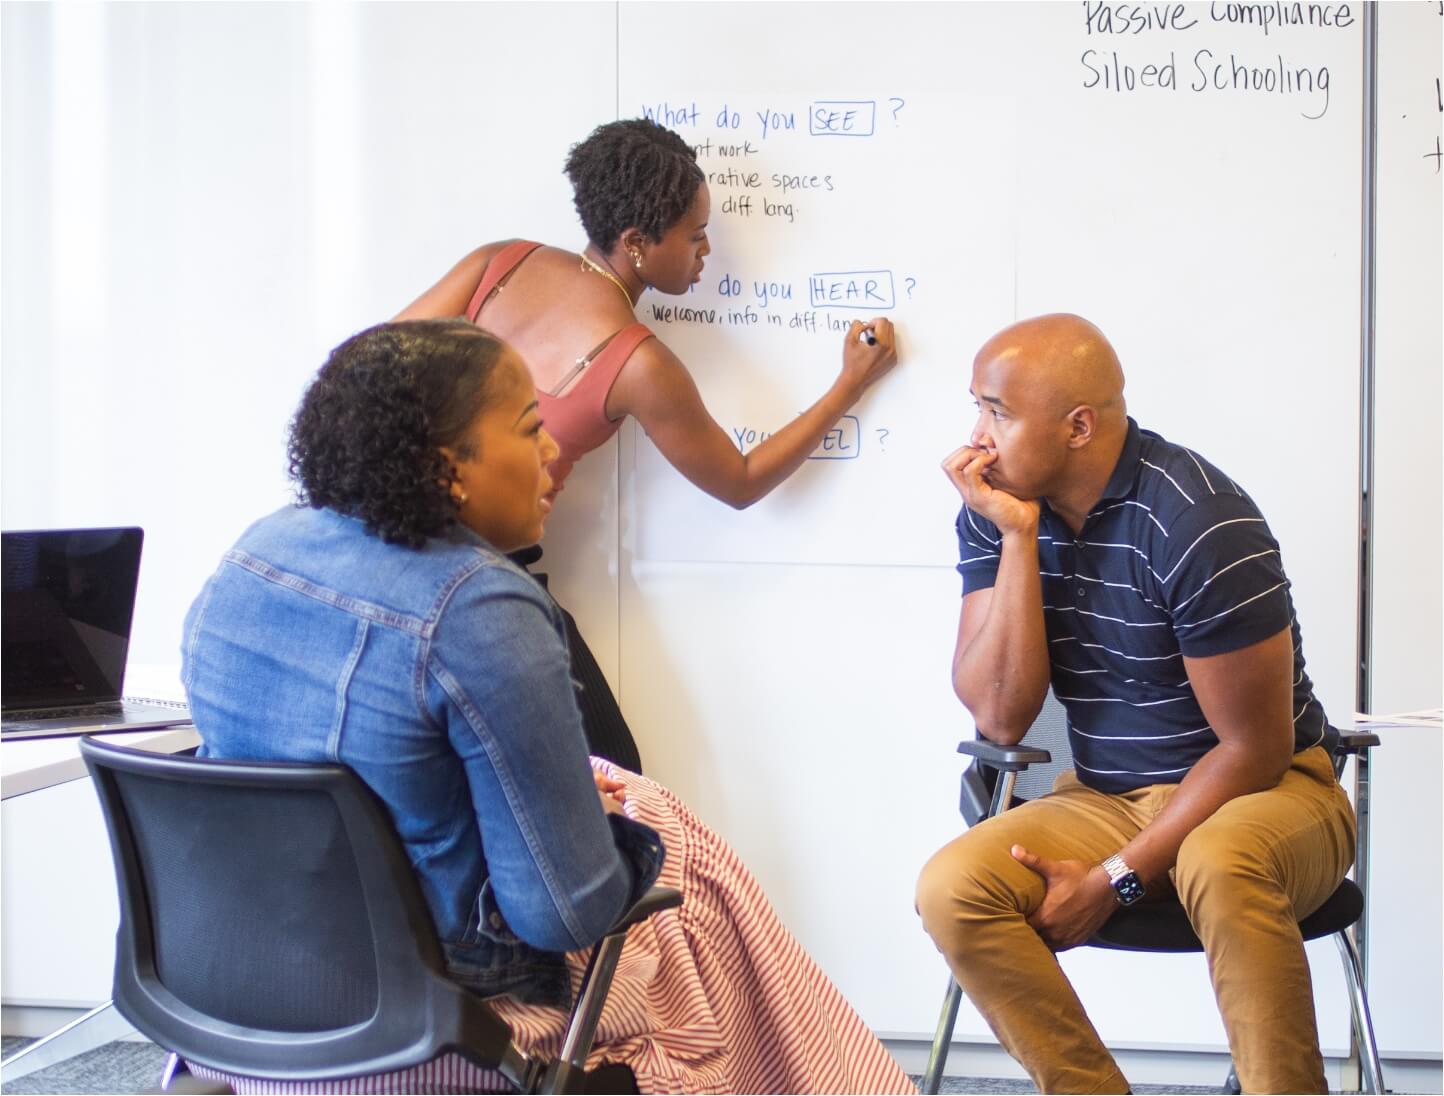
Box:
[114,769,380,1032]
[1012,690,1075,801]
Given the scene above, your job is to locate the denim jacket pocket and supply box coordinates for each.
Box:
[474,877,523,946]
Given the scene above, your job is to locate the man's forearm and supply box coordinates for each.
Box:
[1095,626,1301,893]
[1116,740,1289,886]
[954,528,1052,742]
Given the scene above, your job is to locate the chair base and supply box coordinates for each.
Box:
[0,1001,135,1086]
[920,980,963,1094]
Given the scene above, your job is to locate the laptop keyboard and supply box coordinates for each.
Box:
[4,698,186,721]
[5,703,124,720]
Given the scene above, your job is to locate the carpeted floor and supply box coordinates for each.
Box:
[2,1035,171,1094]
[37,1036,1421,1094]
[1,1035,1233,1094]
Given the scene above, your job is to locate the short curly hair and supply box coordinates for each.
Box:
[564,118,705,251]
[288,320,507,547]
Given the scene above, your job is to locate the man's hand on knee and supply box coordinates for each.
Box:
[1012,845,1117,951]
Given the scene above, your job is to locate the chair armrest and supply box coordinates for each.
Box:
[1335,732,1381,753]
[606,885,682,936]
[957,739,1052,772]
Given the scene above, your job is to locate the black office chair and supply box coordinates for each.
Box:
[79,736,682,1095]
[920,692,1385,1095]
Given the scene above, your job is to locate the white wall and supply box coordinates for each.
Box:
[0,1,618,684]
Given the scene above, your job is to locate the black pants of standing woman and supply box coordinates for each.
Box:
[509,546,643,774]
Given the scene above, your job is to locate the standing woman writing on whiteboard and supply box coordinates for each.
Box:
[396,118,898,771]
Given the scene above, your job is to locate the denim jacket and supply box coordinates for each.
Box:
[181,506,664,1003]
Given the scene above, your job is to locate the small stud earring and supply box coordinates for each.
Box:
[631,253,642,269]
[455,490,469,505]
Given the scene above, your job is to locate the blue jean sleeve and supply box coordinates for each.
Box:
[428,563,663,953]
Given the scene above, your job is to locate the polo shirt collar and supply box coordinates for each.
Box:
[1095,417,1142,507]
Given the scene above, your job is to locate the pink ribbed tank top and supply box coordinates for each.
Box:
[466,241,654,494]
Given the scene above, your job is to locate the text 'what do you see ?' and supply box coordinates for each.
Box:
[642,97,906,140]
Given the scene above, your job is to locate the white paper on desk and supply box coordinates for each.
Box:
[1352,708,1443,729]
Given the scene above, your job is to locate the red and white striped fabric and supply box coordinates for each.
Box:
[189,760,916,1095]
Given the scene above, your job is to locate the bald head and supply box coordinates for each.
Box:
[966,314,1129,509]
[975,313,1125,419]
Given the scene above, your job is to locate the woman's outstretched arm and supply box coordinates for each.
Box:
[611,319,897,509]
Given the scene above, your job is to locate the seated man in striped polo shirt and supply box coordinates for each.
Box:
[915,313,1355,1095]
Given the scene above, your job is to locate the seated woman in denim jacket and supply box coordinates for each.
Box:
[182,321,913,1096]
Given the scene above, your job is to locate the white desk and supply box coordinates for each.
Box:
[2,726,201,801]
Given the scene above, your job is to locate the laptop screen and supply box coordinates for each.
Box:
[2,528,144,710]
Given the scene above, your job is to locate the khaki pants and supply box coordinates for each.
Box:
[916,746,1355,1094]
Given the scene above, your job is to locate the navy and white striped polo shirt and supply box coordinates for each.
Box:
[956,418,1337,794]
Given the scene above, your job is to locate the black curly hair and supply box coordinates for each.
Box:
[564,118,705,251]
[288,320,507,547]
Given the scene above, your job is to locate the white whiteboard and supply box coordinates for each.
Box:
[625,2,1362,579]
[618,0,1363,1050]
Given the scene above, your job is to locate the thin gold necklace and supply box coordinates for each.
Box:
[579,251,636,307]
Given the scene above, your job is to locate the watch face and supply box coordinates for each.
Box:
[1114,873,1146,906]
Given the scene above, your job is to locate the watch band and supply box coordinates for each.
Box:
[1101,853,1146,907]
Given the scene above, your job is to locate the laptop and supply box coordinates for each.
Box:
[2,527,192,741]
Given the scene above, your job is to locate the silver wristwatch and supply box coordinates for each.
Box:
[1100,853,1146,907]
